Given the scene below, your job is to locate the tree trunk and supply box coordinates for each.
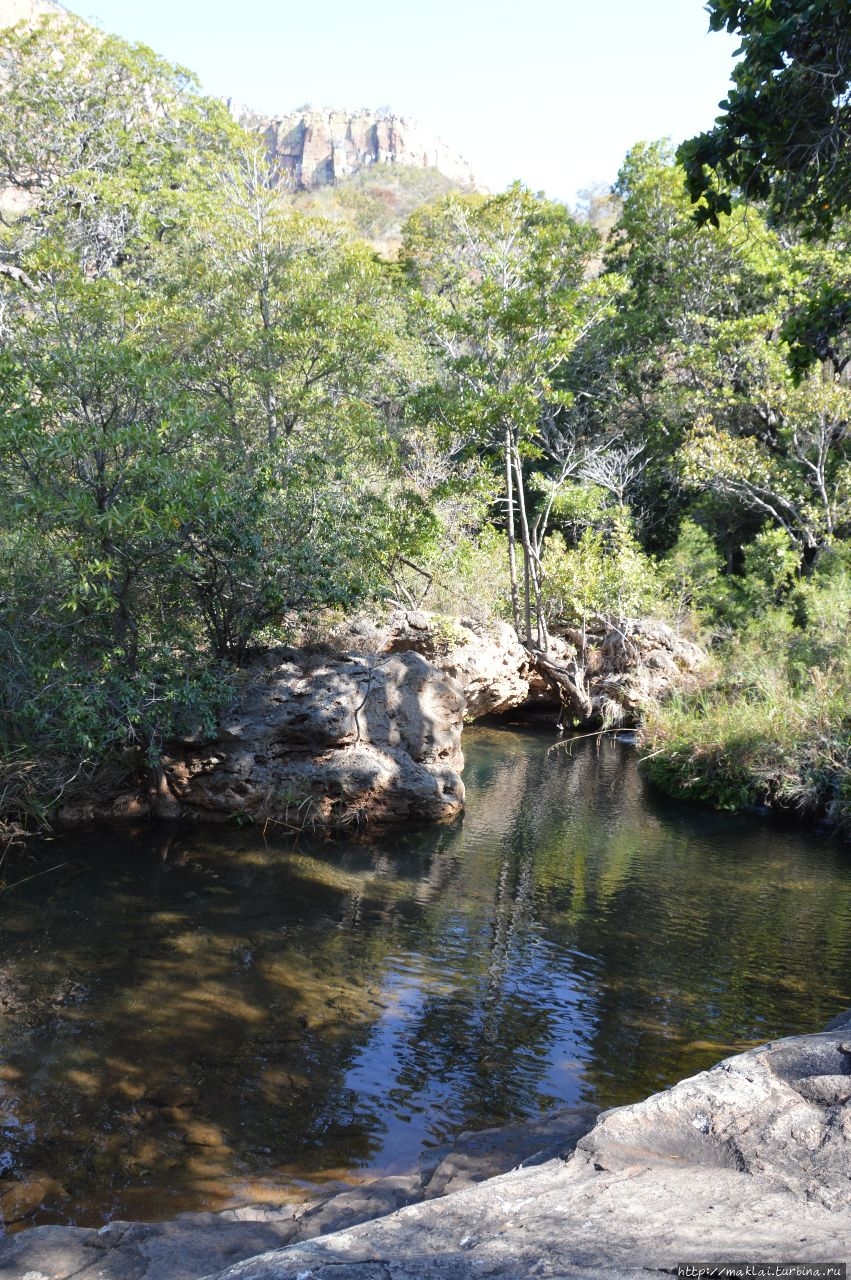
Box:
[505,424,521,636]
[534,654,596,727]
[511,441,546,649]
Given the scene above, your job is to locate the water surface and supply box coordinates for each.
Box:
[1,725,850,1229]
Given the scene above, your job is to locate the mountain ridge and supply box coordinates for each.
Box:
[237,104,477,191]
[0,0,477,193]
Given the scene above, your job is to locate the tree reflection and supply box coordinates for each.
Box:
[1,728,850,1230]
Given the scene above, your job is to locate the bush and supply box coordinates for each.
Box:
[541,510,667,627]
[641,564,851,828]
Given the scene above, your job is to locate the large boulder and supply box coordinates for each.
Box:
[379,611,532,719]
[56,647,466,832]
[162,648,465,831]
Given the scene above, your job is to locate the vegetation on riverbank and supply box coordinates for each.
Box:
[642,554,851,828]
[1,2,850,835]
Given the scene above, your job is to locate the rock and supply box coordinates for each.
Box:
[165,649,465,831]
[381,611,531,719]
[531,618,707,729]
[200,1018,851,1278]
[0,1108,597,1279]
[51,612,704,831]
[825,1008,851,1031]
[0,1175,63,1225]
[238,108,477,191]
[578,1026,851,1208]
[55,648,465,832]
[0,1207,306,1280]
[0,0,64,27]
[181,1122,228,1149]
[288,1176,421,1243]
[418,1105,599,1199]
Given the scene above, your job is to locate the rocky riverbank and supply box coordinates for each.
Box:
[2,1012,848,1278]
[54,612,706,834]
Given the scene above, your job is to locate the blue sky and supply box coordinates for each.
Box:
[71,0,738,205]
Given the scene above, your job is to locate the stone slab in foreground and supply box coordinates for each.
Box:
[0,1108,598,1280]
[205,1014,851,1278]
[3,1020,849,1279]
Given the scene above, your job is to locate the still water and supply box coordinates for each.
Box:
[1,724,850,1228]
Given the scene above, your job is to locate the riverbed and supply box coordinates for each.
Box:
[1,724,850,1230]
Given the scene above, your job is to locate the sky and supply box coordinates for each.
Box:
[69,0,740,207]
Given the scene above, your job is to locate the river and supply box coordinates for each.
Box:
[1,723,850,1229]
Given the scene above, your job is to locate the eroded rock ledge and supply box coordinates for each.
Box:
[56,612,705,832]
[197,1011,851,1277]
[3,1014,849,1279]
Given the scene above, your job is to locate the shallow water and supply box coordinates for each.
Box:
[1,724,850,1229]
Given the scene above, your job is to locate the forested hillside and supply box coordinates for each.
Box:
[1,3,850,835]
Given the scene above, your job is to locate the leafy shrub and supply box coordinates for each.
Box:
[541,511,667,626]
[641,563,851,828]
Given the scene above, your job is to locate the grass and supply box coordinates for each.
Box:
[640,592,851,830]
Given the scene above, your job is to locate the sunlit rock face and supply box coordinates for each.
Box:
[378,611,532,719]
[239,107,477,190]
[55,647,465,831]
[164,648,466,830]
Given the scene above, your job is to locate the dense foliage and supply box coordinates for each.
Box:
[0,16,431,825]
[2,6,851,833]
[678,0,851,235]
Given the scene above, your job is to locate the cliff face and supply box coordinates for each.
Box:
[0,0,64,25]
[0,2,475,195]
[239,106,477,190]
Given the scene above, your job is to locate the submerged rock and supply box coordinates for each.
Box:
[0,1107,598,1279]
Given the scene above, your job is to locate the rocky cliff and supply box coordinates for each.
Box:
[0,4,476,196]
[0,0,63,24]
[238,106,477,191]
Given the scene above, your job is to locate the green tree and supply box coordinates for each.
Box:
[402,184,611,647]
[678,0,851,235]
[0,16,432,823]
[561,143,786,551]
[0,16,245,784]
[160,143,433,656]
[680,377,851,566]
[0,14,239,273]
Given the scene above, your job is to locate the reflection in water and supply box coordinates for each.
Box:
[1,725,851,1229]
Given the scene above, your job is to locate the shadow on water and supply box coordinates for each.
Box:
[1,724,851,1229]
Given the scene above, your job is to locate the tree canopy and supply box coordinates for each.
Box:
[678,0,851,235]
